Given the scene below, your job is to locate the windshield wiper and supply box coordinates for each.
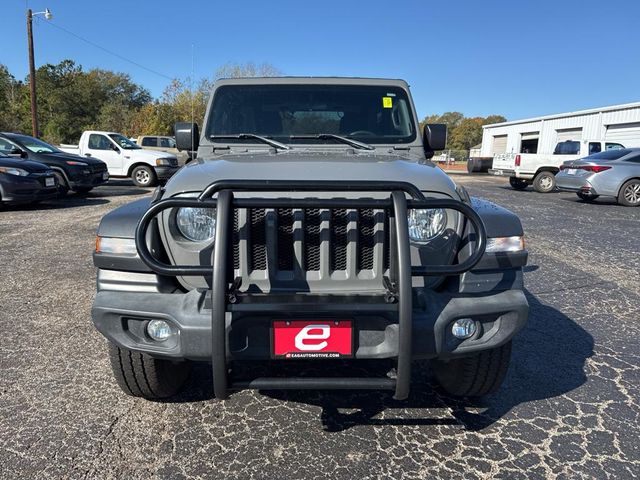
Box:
[210,134,290,150]
[289,134,375,150]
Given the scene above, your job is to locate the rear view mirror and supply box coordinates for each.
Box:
[175,122,200,152]
[423,124,447,159]
[9,147,25,158]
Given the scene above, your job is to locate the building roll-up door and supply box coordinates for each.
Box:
[605,122,640,147]
[492,135,508,154]
[556,128,582,143]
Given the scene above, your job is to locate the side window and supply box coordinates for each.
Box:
[588,142,601,155]
[605,143,625,150]
[88,134,111,150]
[159,138,172,148]
[141,137,157,147]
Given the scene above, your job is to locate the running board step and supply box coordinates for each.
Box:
[230,377,396,391]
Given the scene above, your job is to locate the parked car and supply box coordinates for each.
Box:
[0,154,58,205]
[92,77,529,402]
[59,131,179,187]
[136,135,190,164]
[556,148,640,206]
[0,133,108,196]
[490,140,626,193]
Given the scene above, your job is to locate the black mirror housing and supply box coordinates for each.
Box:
[175,122,200,152]
[423,123,447,159]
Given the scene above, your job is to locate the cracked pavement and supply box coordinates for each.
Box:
[0,176,638,479]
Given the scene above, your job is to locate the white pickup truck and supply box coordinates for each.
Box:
[60,131,179,187]
[489,140,625,193]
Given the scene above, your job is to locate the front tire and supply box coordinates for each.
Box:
[532,171,556,193]
[54,171,69,197]
[107,342,190,399]
[431,341,512,397]
[509,177,529,191]
[131,165,157,187]
[617,179,640,207]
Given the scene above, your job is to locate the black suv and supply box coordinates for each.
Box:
[0,133,109,195]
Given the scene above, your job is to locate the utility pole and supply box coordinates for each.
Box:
[27,8,38,137]
[26,8,52,138]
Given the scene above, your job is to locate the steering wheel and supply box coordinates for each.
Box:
[348,130,376,136]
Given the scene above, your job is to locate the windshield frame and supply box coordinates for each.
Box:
[204,82,419,148]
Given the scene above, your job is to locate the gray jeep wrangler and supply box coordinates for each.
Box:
[92,77,528,401]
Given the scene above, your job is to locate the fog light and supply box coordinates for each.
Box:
[147,320,173,342]
[451,318,477,339]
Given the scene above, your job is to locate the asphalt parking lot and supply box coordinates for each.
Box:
[1,176,639,479]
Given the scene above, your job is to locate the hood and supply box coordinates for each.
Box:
[0,156,51,173]
[163,151,458,197]
[121,148,177,161]
[47,151,107,166]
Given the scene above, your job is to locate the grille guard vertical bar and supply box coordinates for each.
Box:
[211,190,233,400]
[391,192,412,400]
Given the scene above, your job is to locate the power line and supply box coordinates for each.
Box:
[39,19,174,81]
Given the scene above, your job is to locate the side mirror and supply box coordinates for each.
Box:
[111,143,120,153]
[175,122,200,152]
[423,123,447,159]
[9,147,25,158]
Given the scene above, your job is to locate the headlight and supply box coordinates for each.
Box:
[407,208,447,243]
[176,207,216,242]
[156,158,176,166]
[0,166,29,176]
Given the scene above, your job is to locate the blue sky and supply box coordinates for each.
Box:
[2,0,639,121]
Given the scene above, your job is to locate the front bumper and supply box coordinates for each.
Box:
[154,165,180,180]
[92,288,528,362]
[69,170,109,189]
[0,174,58,204]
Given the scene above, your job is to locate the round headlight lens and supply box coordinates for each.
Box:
[176,207,216,242]
[407,208,447,243]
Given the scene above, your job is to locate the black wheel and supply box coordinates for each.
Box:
[431,341,512,397]
[131,165,157,187]
[509,177,529,191]
[53,171,69,196]
[73,186,93,194]
[617,179,640,207]
[107,342,191,399]
[532,171,556,193]
[577,192,599,202]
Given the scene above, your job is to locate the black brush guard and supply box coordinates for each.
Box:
[135,180,487,400]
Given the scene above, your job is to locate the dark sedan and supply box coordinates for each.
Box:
[0,155,58,206]
[0,133,109,196]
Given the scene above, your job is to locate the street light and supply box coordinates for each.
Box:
[26,7,53,137]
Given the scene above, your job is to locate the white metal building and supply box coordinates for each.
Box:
[480,102,640,157]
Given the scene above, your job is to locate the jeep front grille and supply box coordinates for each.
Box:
[231,207,389,286]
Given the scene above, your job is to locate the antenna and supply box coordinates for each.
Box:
[191,43,195,159]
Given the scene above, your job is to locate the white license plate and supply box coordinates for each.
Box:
[102,172,109,180]
[565,169,577,175]
[45,177,55,187]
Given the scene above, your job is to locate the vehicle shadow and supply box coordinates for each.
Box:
[171,289,593,432]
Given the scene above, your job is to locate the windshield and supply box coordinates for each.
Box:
[109,133,141,150]
[207,84,416,145]
[583,149,633,161]
[13,135,61,154]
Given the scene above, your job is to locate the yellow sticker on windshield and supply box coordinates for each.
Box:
[383,97,393,108]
